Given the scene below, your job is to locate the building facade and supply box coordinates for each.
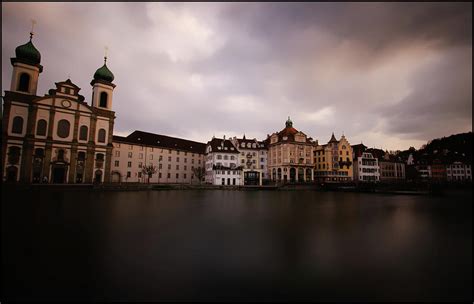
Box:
[267,117,317,183]
[230,135,268,185]
[111,130,206,183]
[314,133,353,182]
[446,162,472,181]
[353,152,380,182]
[2,33,116,183]
[205,137,242,185]
[379,160,406,182]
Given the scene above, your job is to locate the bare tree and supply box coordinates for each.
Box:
[141,164,157,184]
[192,166,206,185]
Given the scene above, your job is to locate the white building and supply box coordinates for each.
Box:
[230,135,268,185]
[353,152,380,182]
[111,131,206,183]
[446,162,472,182]
[205,137,242,186]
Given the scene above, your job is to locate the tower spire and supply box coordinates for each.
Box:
[30,19,37,40]
[104,46,108,64]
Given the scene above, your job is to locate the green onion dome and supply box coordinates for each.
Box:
[15,38,41,65]
[93,58,114,82]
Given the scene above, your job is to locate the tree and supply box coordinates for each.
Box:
[192,166,206,185]
[141,164,157,184]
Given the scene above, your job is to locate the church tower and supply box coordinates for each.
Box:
[10,31,42,95]
[90,54,116,111]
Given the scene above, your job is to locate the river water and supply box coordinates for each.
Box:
[2,188,472,301]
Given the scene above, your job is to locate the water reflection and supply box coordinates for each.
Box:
[2,189,471,301]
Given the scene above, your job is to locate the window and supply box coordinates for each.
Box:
[36,119,47,136]
[159,164,162,169]
[129,145,133,150]
[57,149,65,161]
[79,125,88,141]
[77,151,86,161]
[12,116,24,134]
[168,164,171,169]
[57,119,70,138]
[96,153,104,161]
[127,161,132,167]
[138,162,142,168]
[184,174,187,179]
[114,160,119,167]
[127,171,131,178]
[184,158,187,163]
[99,92,108,108]
[128,152,132,158]
[168,156,172,161]
[115,151,120,157]
[138,172,142,178]
[176,165,179,170]
[159,172,162,178]
[98,129,106,143]
[150,155,153,160]
[176,173,179,178]
[18,73,30,92]
[176,157,180,162]
[167,173,171,178]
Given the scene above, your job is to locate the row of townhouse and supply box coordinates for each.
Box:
[407,157,472,182]
[3,32,468,185]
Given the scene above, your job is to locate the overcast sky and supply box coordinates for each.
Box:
[2,2,472,150]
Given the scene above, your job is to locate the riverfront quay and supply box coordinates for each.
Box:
[2,187,472,301]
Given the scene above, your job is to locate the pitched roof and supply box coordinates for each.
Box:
[113,130,206,154]
[207,138,239,154]
[234,137,266,150]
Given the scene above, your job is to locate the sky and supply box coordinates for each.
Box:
[2,2,472,151]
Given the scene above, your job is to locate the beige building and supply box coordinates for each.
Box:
[230,135,268,185]
[111,131,206,183]
[2,33,116,183]
[314,133,354,182]
[267,117,317,183]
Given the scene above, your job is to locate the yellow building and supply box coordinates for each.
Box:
[314,133,353,183]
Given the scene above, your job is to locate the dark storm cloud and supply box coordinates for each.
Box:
[2,2,471,150]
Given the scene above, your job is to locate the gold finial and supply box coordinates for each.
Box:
[104,46,108,63]
[30,19,37,40]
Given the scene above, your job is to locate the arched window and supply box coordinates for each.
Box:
[57,119,70,138]
[18,73,30,92]
[11,116,24,134]
[36,119,47,136]
[79,125,88,141]
[99,92,108,108]
[98,128,106,143]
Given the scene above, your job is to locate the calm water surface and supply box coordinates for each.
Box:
[2,189,472,301]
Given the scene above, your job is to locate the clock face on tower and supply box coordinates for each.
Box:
[61,99,71,108]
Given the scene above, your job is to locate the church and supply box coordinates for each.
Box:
[2,31,117,183]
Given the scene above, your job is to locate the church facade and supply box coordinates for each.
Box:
[2,33,117,183]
